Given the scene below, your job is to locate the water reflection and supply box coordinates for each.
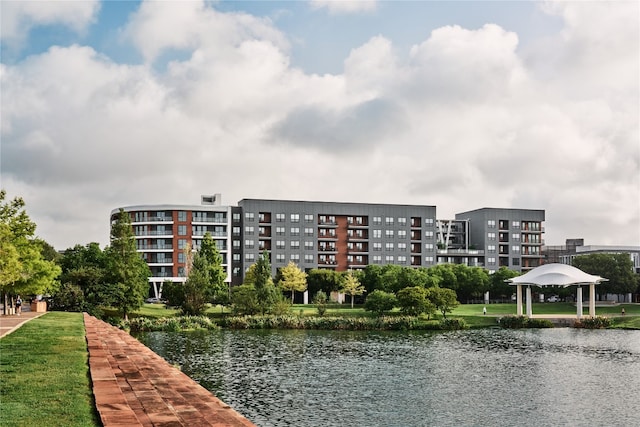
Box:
[138,329,640,427]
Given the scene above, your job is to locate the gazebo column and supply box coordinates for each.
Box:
[526,286,532,318]
[576,286,583,319]
[516,285,523,316]
[589,283,596,317]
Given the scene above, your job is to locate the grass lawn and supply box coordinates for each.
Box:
[0,312,99,427]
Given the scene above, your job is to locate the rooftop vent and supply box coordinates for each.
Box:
[201,194,221,205]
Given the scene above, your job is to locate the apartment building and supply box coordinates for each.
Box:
[455,208,546,272]
[110,194,235,296]
[111,196,546,295]
[235,199,438,283]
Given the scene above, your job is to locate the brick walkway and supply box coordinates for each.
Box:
[84,313,256,427]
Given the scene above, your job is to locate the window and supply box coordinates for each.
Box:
[233,253,240,262]
[425,230,434,238]
[373,242,382,251]
[398,255,407,264]
[233,240,240,249]
[385,217,394,225]
[385,230,394,238]
[512,258,520,266]
[512,245,520,252]
[245,239,254,248]
[385,255,394,262]
[425,243,434,251]
[398,230,407,238]
[487,220,496,228]
[245,212,255,221]
[291,254,300,261]
[178,211,187,221]
[512,221,520,229]
[425,256,434,262]
[177,225,187,236]
[512,233,520,241]
[304,227,314,236]
[373,229,382,238]
[291,241,300,249]
[398,217,407,225]
[245,226,254,235]
[233,267,241,277]
[488,245,496,253]
[487,257,496,265]
[304,241,314,250]
[276,240,285,249]
[233,213,241,222]
[425,218,434,226]
[290,213,300,223]
[373,255,382,263]
[385,242,394,251]
[178,239,187,249]
[304,214,314,223]
[245,253,255,261]
[276,213,285,222]
[488,232,496,241]
[291,227,300,236]
[232,226,240,236]
[373,216,382,225]
[304,254,314,262]
[276,254,285,263]
[276,227,285,235]
[398,242,407,251]
[178,253,185,263]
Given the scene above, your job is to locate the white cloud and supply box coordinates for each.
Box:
[1,1,638,249]
[309,0,377,15]
[0,0,99,46]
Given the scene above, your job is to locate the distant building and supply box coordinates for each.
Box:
[546,239,640,274]
[112,196,547,297]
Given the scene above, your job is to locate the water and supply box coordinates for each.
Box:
[138,329,640,427]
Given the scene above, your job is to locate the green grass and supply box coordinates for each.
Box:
[0,312,99,427]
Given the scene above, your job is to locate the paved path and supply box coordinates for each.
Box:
[0,310,46,338]
[84,313,256,427]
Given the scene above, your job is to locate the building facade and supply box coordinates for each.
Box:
[455,208,546,272]
[111,196,547,296]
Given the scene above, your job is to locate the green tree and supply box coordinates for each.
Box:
[278,261,308,303]
[161,280,185,308]
[489,267,520,299]
[396,286,435,317]
[106,209,150,320]
[572,253,639,299]
[359,264,385,294]
[452,264,489,302]
[364,290,397,316]
[426,287,459,319]
[182,251,211,315]
[198,232,228,307]
[246,250,279,314]
[341,270,365,308]
[231,284,260,315]
[312,290,328,316]
[307,268,343,296]
[0,190,60,313]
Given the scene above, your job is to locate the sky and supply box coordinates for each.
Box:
[1,0,638,251]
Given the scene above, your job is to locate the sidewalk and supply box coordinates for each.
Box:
[84,313,256,427]
[0,310,46,338]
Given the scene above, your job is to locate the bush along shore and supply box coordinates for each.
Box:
[121,314,470,332]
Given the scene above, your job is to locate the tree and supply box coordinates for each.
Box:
[230,284,260,315]
[198,232,228,307]
[341,271,365,308]
[359,264,385,294]
[278,261,307,303]
[364,290,397,316]
[452,264,489,302]
[307,268,343,297]
[1,190,60,313]
[182,251,211,315]
[312,290,328,316]
[426,287,459,319]
[246,250,279,314]
[572,253,639,299]
[488,267,520,299]
[106,209,150,320]
[396,286,435,317]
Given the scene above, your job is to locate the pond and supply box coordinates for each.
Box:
[138,328,640,427]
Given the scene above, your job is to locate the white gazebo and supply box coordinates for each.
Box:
[506,263,608,318]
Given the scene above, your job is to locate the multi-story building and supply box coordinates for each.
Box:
[235,199,437,284]
[545,240,640,274]
[110,194,234,297]
[111,196,547,297]
[455,208,546,272]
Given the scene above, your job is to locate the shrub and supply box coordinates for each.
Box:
[525,318,554,328]
[440,318,469,330]
[364,290,397,316]
[498,316,553,329]
[574,316,612,329]
[125,315,219,332]
[312,291,328,316]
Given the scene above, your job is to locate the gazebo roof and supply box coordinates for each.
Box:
[506,263,608,287]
